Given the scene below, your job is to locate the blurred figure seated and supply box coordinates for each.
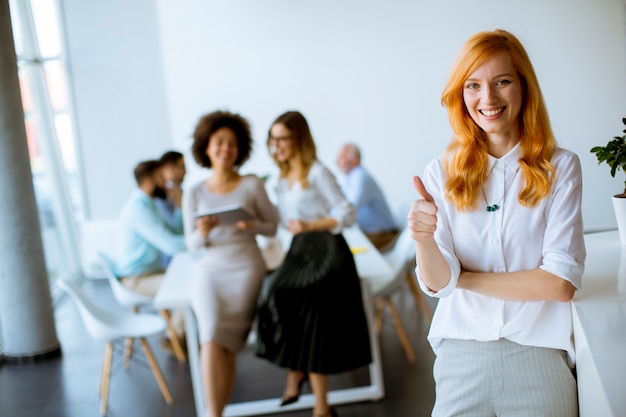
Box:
[116,159,187,352]
[337,143,398,250]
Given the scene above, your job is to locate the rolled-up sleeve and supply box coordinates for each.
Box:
[539,153,586,289]
[315,164,356,233]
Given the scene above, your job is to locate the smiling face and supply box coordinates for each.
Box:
[206,126,239,170]
[463,52,523,152]
[268,123,297,163]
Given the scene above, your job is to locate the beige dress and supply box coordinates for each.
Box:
[182,175,278,352]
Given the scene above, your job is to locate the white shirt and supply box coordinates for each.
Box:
[274,161,355,234]
[416,143,586,366]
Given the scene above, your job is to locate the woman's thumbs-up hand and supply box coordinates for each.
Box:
[408,176,438,242]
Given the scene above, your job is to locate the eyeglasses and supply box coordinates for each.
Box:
[268,135,293,144]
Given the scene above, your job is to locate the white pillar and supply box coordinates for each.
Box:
[0,1,60,363]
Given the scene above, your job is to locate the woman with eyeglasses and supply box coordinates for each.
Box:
[256,110,372,417]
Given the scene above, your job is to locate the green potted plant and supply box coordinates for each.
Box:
[590,116,626,243]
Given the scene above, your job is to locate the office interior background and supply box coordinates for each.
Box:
[0,0,625,355]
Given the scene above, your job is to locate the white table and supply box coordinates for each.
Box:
[572,230,626,417]
[154,226,393,417]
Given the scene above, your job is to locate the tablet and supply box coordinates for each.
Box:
[194,204,254,224]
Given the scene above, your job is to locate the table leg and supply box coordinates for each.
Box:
[160,309,187,361]
[184,308,205,417]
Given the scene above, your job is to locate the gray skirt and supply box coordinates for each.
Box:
[191,240,266,352]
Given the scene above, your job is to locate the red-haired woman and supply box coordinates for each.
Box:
[409,30,585,416]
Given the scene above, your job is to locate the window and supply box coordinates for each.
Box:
[8,0,84,293]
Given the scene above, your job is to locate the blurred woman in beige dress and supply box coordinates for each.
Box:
[183,110,278,417]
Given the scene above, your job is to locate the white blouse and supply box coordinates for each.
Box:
[273,161,355,234]
[416,143,586,366]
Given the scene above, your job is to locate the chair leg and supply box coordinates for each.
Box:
[139,337,173,404]
[159,309,187,361]
[123,338,134,367]
[405,272,433,323]
[123,307,140,367]
[100,342,114,415]
[374,298,385,334]
[385,298,416,362]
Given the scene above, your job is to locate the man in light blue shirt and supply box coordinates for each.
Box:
[117,160,186,277]
[116,160,187,349]
[337,143,399,250]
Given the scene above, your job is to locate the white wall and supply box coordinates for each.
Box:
[62,0,174,219]
[65,0,626,231]
[155,0,626,231]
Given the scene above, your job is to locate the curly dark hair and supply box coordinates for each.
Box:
[191,110,253,169]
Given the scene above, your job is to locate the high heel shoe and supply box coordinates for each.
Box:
[280,373,308,406]
[313,407,338,417]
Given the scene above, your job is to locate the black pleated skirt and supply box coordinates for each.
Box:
[256,231,372,374]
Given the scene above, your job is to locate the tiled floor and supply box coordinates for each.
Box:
[0,279,436,417]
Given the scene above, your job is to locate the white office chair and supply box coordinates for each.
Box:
[373,227,432,362]
[97,252,187,362]
[57,279,173,415]
[98,252,154,307]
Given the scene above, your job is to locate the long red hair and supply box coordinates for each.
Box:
[440,29,555,211]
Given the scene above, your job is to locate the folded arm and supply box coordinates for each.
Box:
[458,268,576,302]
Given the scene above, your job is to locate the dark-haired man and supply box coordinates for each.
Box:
[157,151,186,222]
[116,159,187,355]
[156,151,186,266]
